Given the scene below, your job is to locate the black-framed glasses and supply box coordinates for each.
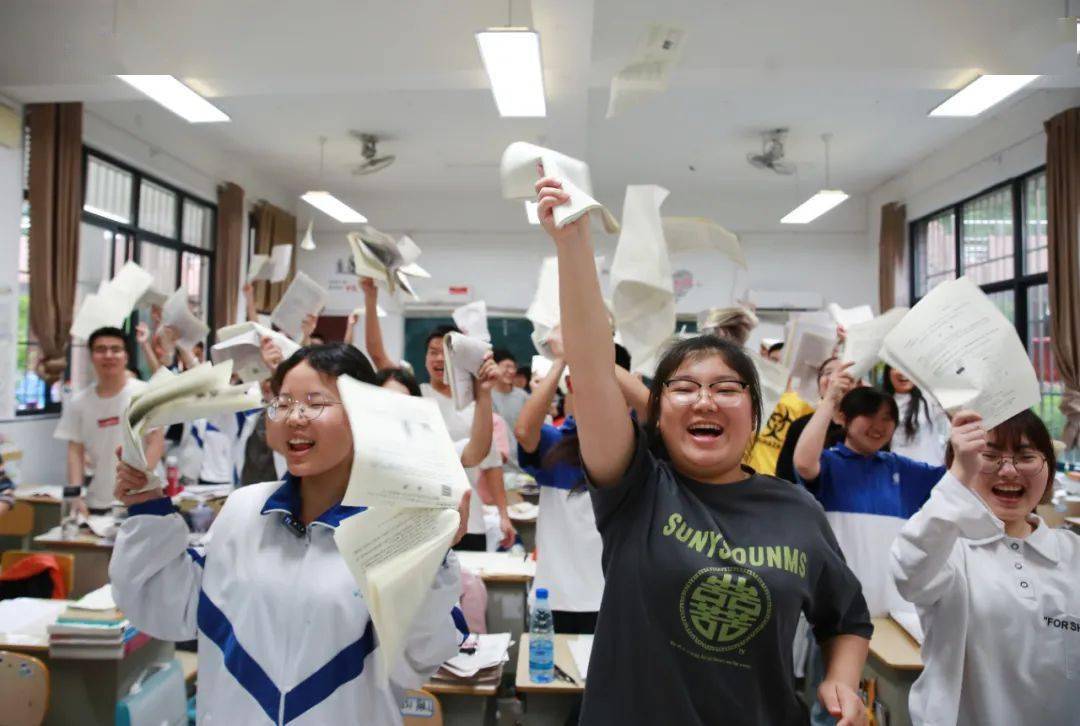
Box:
[662,378,749,407]
[266,393,342,422]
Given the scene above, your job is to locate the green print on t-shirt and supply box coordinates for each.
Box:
[679,566,773,654]
[662,512,809,579]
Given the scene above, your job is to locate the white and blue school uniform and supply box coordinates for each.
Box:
[798,444,945,615]
[181,409,263,486]
[110,475,466,725]
[518,417,604,614]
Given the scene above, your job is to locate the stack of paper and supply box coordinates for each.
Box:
[211,321,302,383]
[436,632,512,681]
[333,377,471,687]
[346,228,430,299]
[500,142,620,234]
[567,634,594,680]
[247,244,293,283]
[444,332,492,411]
[120,360,262,490]
[606,24,686,118]
[452,301,490,342]
[70,262,159,340]
[880,276,1041,430]
[270,271,328,342]
[840,307,909,380]
[162,288,210,347]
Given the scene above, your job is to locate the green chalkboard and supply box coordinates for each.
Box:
[403,316,538,384]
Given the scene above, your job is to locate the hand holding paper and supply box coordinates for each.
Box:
[839,307,908,380]
[271,271,328,341]
[211,322,302,382]
[444,332,494,411]
[452,301,490,342]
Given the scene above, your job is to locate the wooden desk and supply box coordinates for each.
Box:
[864,616,923,726]
[426,671,501,726]
[0,598,176,726]
[456,552,535,675]
[514,634,585,725]
[33,526,114,598]
[13,486,62,538]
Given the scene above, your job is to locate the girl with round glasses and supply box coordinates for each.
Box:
[892,409,1078,725]
[535,175,872,726]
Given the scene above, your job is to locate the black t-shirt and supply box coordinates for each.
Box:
[581,427,872,726]
[775,413,844,484]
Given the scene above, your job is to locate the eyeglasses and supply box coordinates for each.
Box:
[978,451,1046,476]
[91,345,126,356]
[266,394,342,422]
[662,378,749,407]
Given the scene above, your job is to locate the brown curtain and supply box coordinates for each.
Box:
[878,202,906,312]
[27,102,82,383]
[251,201,297,313]
[213,182,244,329]
[1045,108,1080,448]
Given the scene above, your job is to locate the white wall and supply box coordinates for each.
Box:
[867,88,1080,307]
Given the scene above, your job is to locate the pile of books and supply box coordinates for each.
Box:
[47,585,149,660]
[428,633,511,687]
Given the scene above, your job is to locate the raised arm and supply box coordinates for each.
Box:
[360,277,396,370]
[242,282,258,323]
[614,367,650,421]
[459,356,498,468]
[135,323,161,374]
[515,357,566,454]
[794,362,854,482]
[536,177,634,487]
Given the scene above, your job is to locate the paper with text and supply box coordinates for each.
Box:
[606,24,686,118]
[212,322,302,382]
[840,307,908,380]
[270,271,327,341]
[444,333,492,411]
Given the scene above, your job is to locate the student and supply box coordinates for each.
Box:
[744,385,814,476]
[774,357,846,483]
[513,366,530,391]
[793,366,946,615]
[54,326,165,514]
[536,176,871,726]
[891,409,1077,725]
[110,344,468,725]
[490,348,529,463]
[882,365,949,466]
[358,277,396,370]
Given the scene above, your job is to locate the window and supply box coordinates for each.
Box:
[909,168,1058,436]
[80,148,216,382]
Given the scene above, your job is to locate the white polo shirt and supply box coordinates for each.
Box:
[891,472,1080,725]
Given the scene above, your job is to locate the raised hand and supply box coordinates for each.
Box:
[947,410,987,488]
[534,171,589,246]
[113,446,164,507]
[475,353,499,393]
[360,276,377,299]
[824,361,856,406]
[135,322,150,345]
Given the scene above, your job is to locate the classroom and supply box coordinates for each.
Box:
[0,2,1078,725]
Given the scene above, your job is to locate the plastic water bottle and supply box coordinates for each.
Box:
[60,485,81,540]
[528,587,555,683]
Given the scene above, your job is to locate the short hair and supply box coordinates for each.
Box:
[424,324,461,352]
[374,367,422,397]
[88,327,128,350]
[492,348,516,365]
[270,343,376,395]
[838,387,899,424]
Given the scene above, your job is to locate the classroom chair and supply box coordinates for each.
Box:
[0,650,50,726]
[400,689,444,726]
[0,502,34,551]
[0,551,75,599]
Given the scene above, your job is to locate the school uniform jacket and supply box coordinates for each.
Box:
[110,476,466,726]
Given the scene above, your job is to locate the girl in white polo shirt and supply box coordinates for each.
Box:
[891,408,1079,724]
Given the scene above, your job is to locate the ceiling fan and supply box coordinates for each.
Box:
[747,128,796,175]
[349,131,396,175]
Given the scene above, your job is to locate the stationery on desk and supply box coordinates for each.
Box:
[455,551,537,580]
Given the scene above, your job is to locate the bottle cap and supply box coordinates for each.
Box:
[536,588,548,599]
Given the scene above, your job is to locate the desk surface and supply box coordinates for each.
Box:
[15,485,62,505]
[34,526,114,550]
[515,634,586,694]
[425,676,500,697]
[869,617,923,672]
[456,551,535,584]
[0,598,72,652]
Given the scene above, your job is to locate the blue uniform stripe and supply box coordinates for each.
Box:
[190,424,205,450]
[282,620,375,723]
[451,605,469,643]
[197,591,280,722]
[186,548,206,568]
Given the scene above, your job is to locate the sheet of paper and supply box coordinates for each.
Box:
[452,301,490,342]
[72,585,116,611]
[890,609,924,645]
[162,288,210,347]
[606,24,686,118]
[611,185,675,375]
[271,271,328,341]
[826,303,874,329]
[880,276,1041,430]
[840,307,909,380]
[334,506,460,687]
[270,244,293,283]
[567,635,594,680]
[247,253,271,283]
[526,255,606,359]
[500,142,620,234]
[346,229,428,299]
[787,330,835,403]
[751,354,791,431]
[454,551,537,578]
[212,322,302,383]
[662,217,746,268]
[442,632,512,678]
[338,375,470,508]
[0,598,69,643]
[444,333,492,411]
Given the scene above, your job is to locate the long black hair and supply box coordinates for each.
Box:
[374,367,422,397]
[644,335,763,461]
[882,365,930,441]
[270,343,377,395]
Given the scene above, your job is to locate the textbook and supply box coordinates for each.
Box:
[270,271,328,341]
[211,321,301,383]
[840,307,909,380]
[443,332,491,411]
[346,227,430,299]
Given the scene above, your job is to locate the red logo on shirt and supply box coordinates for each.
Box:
[97,416,120,428]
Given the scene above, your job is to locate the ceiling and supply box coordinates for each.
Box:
[2,0,1078,229]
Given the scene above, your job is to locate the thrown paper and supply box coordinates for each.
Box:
[162,288,210,348]
[347,228,430,299]
[880,276,1040,430]
[662,217,746,268]
[212,322,302,383]
[752,355,792,431]
[271,271,327,342]
[840,307,908,380]
[452,301,491,342]
[444,333,492,411]
[70,261,156,340]
[826,303,875,330]
[500,142,620,234]
[247,245,293,284]
[606,24,686,119]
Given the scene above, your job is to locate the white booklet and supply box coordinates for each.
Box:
[211,322,302,383]
[452,301,490,342]
[443,332,491,411]
[247,245,293,284]
[606,24,686,119]
[500,142,620,234]
[270,271,328,341]
[346,228,430,299]
[70,261,156,340]
[840,307,909,380]
[880,276,1040,430]
[162,288,210,347]
[826,303,875,330]
[333,376,470,687]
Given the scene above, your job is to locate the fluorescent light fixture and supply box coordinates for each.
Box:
[301,192,368,224]
[929,74,1039,117]
[475,28,546,117]
[116,75,229,123]
[781,190,849,224]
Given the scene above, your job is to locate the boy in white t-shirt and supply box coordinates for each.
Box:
[54,327,165,512]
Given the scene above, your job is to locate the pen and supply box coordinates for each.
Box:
[553,664,577,684]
